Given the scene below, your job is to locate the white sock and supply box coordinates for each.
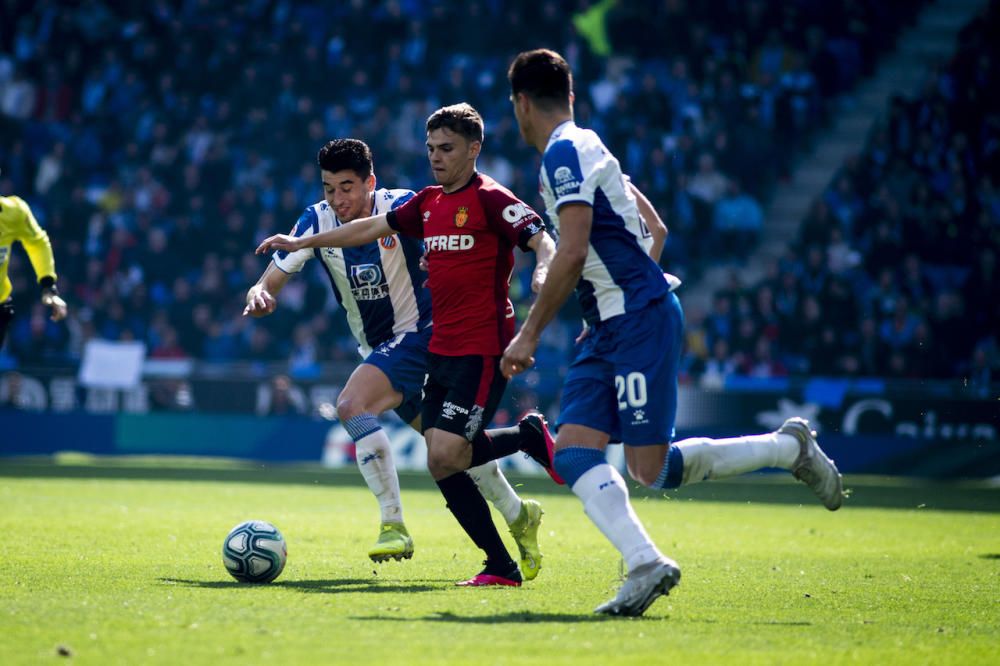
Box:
[354,428,403,523]
[468,460,522,525]
[672,433,800,486]
[572,463,662,572]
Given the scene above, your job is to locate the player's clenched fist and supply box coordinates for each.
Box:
[243,285,277,317]
[256,234,303,255]
[500,330,538,379]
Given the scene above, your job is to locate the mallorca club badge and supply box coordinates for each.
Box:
[454,206,469,228]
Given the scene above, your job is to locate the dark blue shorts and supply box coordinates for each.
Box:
[558,293,683,445]
[363,326,431,424]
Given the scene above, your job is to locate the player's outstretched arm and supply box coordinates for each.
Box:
[526,229,556,293]
[629,182,668,263]
[255,214,393,254]
[244,262,290,317]
[501,203,591,378]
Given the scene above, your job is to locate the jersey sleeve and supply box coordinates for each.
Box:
[11,196,57,281]
[542,139,593,211]
[480,187,546,252]
[273,207,318,274]
[390,191,415,210]
[385,187,428,239]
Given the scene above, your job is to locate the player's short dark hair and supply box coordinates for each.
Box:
[508,49,573,111]
[425,103,484,144]
[317,138,373,179]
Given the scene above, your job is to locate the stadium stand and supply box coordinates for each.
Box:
[689,3,999,387]
[0,0,965,390]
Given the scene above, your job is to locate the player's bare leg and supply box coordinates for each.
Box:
[551,424,679,616]
[337,363,413,562]
[625,419,844,510]
[426,428,474,479]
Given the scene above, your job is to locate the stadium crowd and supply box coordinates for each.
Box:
[0,0,952,385]
[688,3,999,387]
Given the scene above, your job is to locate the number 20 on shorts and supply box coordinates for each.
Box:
[615,372,647,410]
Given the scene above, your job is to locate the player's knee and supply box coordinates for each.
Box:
[626,461,661,488]
[625,444,688,489]
[335,393,362,421]
[426,455,444,478]
[427,447,461,478]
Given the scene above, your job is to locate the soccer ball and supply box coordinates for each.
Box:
[222,520,287,583]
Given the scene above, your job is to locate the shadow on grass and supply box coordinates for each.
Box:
[354,614,816,627]
[686,618,812,626]
[351,610,637,624]
[160,577,441,594]
[753,620,812,626]
[978,553,1000,560]
[4,458,999,512]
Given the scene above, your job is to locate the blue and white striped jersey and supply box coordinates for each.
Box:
[273,188,431,356]
[539,120,678,325]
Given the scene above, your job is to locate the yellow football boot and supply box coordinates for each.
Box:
[368,522,414,562]
[508,499,543,580]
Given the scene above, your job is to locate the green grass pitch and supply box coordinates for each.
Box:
[1,457,998,664]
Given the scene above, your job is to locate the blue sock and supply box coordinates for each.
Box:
[343,413,381,442]
[652,446,684,489]
[553,447,607,488]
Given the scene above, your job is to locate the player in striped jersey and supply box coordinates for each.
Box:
[0,193,67,351]
[503,49,844,616]
[245,139,545,572]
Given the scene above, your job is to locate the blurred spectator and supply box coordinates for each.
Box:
[712,180,764,257]
[687,153,729,206]
[263,374,308,416]
[700,339,738,390]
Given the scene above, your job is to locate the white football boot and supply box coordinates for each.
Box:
[594,557,681,617]
[780,417,845,511]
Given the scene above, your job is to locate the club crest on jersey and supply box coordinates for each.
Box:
[454,206,469,228]
[380,236,397,250]
[553,165,581,197]
[349,263,389,300]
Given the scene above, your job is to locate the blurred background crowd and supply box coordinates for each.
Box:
[0,0,995,390]
[686,8,999,387]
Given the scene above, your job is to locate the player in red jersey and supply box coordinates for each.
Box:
[257,104,560,587]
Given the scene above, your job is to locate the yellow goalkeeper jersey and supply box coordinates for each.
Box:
[0,195,57,302]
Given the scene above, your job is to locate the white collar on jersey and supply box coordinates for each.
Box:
[545,119,576,149]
